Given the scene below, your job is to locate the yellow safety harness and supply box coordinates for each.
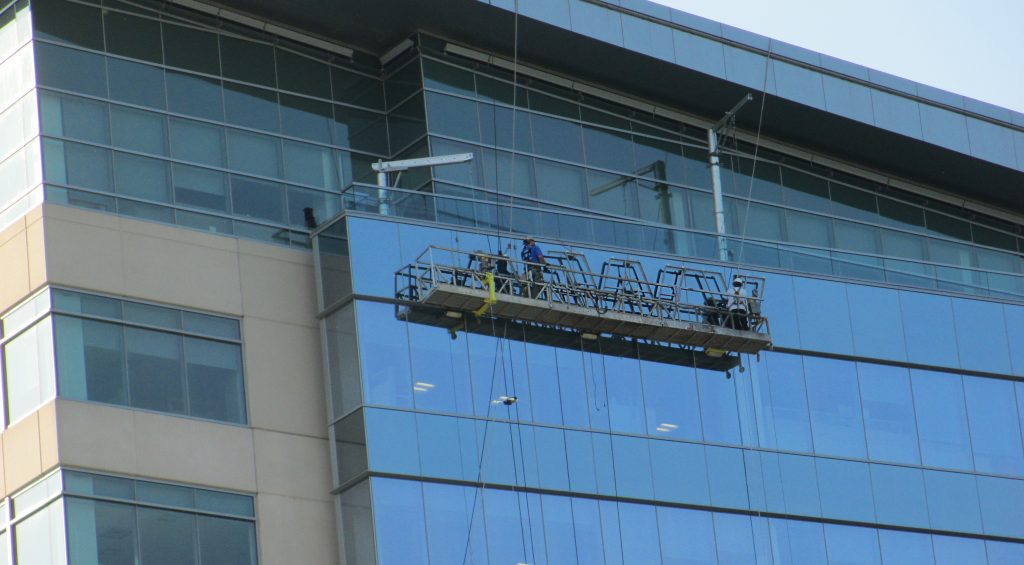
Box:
[472,272,498,317]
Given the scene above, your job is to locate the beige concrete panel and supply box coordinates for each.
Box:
[3,412,41,493]
[42,202,120,228]
[252,430,331,500]
[43,214,125,295]
[244,318,326,437]
[0,438,6,497]
[54,400,136,476]
[121,232,243,315]
[133,411,256,492]
[237,238,311,266]
[0,228,31,313]
[256,494,339,565]
[25,214,46,290]
[238,252,318,327]
[23,204,42,225]
[0,215,24,246]
[37,400,58,472]
[118,214,238,253]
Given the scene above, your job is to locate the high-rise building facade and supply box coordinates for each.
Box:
[1,0,1023,563]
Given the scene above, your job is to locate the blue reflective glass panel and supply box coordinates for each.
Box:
[365,409,419,475]
[674,30,726,77]
[605,356,645,434]
[598,500,625,565]
[816,459,875,523]
[900,291,959,368]
[372,478,428,565]
[920,104,971,153]
[697,368,741,444]
[714,513,756,565]
[987,541,1024,563]
[621,14,674,61]
[723,45,773,92]
[555,348,590,428]
[932,535,986,565]
[658,507,716,564]
[976,475,1024,538]
[643,361,701,440]
[422,482,486,565]
[481,490,528,564]
[769,519,828,565]
[823,524,881,565]
[357,301,413,408]
[760,272,800,348]
[923,470,983,534]
[846,284,907,361]
[567,498,603,565]
[870,464,928,528]
[618,503,662,563]
[773,61,825,109]
[804,356,866,458]
[760,353,813,452]
[911,370,973,471]
[541,495,577,564]
[858,363,920,465]
[793,277,853,354]
[871,90,922,139]
[1006,306,1024,377]
[963,377,1024,476]
[877,529,934,565]
[611,436,653,500]
[649,439,709,505]
[966,117,1017,168]
[706,446,748,509]
[823,76,875,123]
[414,414,463,481]
[775,454,821,517]
[952,298,1011,374]
[526,345,562,425]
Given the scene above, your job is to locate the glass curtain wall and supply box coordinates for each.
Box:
[0,287,247,427]
[0,470,257,565]
[387,37,1024,299]
[315,216,1024,565]
[30,0,400,247]
[0,0,42,231]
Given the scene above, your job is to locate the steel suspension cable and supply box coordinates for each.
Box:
[733,43,774,267]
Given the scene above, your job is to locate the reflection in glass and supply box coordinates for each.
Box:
[878,529,934,565]
[166,71,223,121]
[169,119,225,168]
[56,316,127,405]
[111,106,167,156]
[804,356,866,458]
[932,535,987,565]
[911,370,973,471]
[138,507,196,565]
[923,469,983,534]
[126,327,185,414]
[858,363,919,465]
[900,291,959,368]
[185,338,245,423]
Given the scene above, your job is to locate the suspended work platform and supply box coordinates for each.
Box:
[395,246,772,370]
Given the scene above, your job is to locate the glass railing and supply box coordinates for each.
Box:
[340,183,1024,301]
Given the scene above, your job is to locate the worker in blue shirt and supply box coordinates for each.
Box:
[520,237,546,298]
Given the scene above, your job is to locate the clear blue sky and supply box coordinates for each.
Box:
[651,0,1024,115]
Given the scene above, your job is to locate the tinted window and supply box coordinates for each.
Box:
[804,356,866,458]
[912,370,973,471]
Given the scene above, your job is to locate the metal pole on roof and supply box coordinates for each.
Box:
[372,153,474,216]
[708,93,753,263]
